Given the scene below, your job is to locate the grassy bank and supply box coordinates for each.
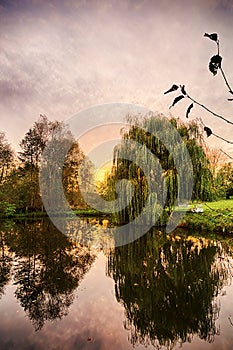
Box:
[1,200,233,235]
[0,208,107,220]
[180,199,233,234]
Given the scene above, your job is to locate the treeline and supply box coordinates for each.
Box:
[0,115,90,217]
[0,113,232,218]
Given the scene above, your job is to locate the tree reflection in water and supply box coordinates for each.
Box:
[0,224,13,298]
[3,219,95,331]
[108,229,231,349]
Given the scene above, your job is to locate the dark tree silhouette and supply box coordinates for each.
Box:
[164,33,233,148]
[108,228,230,349]
[0,227,12,298]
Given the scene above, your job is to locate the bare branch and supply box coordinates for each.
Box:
[186,92,233,126]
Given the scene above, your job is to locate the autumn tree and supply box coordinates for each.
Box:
[62,141,94,209]
[0,132,14,184]
[0,115,86,212]
[0,132,16,216]
[17,115,53,210]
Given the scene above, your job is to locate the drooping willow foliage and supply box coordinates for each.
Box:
[170,118,213,201]
[104,113,213,225]
[108,229,228,348]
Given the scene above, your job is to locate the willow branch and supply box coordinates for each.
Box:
[220,67,233,95]
[217,40,220,55]
[212,132,233,144]
[216,39,233,95]
[186,93,233,125]
[220,149,233,161]
[199,118,233,145]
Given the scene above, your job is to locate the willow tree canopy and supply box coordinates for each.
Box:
[104,113,213,226]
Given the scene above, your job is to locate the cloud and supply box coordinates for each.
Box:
[0,0,232,153]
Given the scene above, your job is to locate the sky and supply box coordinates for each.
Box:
[0,0,233,157]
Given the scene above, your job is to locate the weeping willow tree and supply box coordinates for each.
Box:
[170,118,213,201]
[104,113,213,225]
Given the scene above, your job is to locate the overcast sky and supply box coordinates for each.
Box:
[0,0,233,155]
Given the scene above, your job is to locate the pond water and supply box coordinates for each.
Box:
[1,218,233,350]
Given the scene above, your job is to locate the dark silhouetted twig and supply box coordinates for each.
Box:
[220,149,233,161]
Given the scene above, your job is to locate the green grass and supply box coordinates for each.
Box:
[1,199,232,235]
[202,199,233,211]
[73,208,102,216]
[180,199,233,235]
[0,207,108,219]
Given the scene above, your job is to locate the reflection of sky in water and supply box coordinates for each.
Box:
[1,252,233,350]
[0,253,131,350]
[1,222,233,349]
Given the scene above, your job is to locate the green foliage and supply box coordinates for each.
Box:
[0,201,16,218]
[186,139,213,201]
[0,166,42,212]
[182,211,233,234]
[0,115,87,215]
[104,114,213,225]
[181,200,233,234]
[217,163,233,199]
[0,132,14,184]
[18,115,51,167]
[204,199,233,210]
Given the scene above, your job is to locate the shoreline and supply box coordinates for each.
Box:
[1,200,232,235]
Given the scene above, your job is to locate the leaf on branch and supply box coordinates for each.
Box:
[186,103,194,118]
[204,32,218,42]
[164,84,179,94]
[181,85,186,95]
[169,95,184,109]
[209,55,222,75]
[204,126,212,137]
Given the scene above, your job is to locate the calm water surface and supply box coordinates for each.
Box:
[0,218,233,350]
